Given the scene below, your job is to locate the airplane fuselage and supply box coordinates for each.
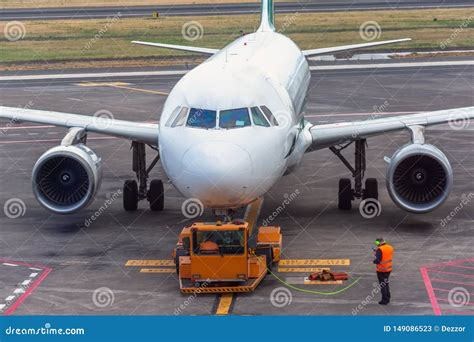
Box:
[159,30,311,209]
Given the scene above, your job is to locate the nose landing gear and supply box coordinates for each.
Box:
[123,141,164,212]
[330,139,379,210]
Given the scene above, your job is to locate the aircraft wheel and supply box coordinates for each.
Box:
[148,179,164,211]
[363,178,379,200]
[338,178,352,210]
[123,180,138,211]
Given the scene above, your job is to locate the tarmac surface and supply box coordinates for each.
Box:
[0,59,473,315]
[1,0,473,20]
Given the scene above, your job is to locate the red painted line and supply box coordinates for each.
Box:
[436,298,474,306]
[0,258,46,269]
[444,309,474,315]
[420,267,441,315]
[424,258,474,269]
[445,264,474,271]
[0,259,52,316]
[431,278,474,287]
[4,267,52,315]
[433,287,474,295]
[428,269,474,278]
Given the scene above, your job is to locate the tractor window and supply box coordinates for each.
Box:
[193,230,245,255]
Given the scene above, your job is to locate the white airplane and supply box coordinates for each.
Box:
[1,0,473,217]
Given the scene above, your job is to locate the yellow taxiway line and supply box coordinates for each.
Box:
[279,259,350,266]
[215,293,234,315]
[76,82,169,96]
[126,260,174,267]
[140,268,175,273]
[278,267,330,273]
[212,198,263,315]
[244,197,264,236]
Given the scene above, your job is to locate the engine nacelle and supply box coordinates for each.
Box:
[32,144,102,214]
[386,144,453,214]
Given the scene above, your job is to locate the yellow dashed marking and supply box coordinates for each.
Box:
[140,268,175,273]
[215,293,233,315]
[279,259,350,266]
[126,260,174,267]
[76,82,169,96]
[278,267,330,273]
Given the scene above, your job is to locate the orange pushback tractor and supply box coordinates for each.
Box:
[172,221,282,293]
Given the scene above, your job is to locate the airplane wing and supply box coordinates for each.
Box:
[132,41,219,55]
[0,106,159,146]
[308,107,474,151]
[302,38,411,57]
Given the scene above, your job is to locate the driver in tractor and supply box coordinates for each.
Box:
[199,232,219,254]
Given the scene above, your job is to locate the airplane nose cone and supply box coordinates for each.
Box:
[181,142,253,207]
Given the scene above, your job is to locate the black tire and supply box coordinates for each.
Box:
[256,246,273,272]
[148,179,164,211]
[338,178,353,210]
[364,178,379,200]
[123,179,138,211]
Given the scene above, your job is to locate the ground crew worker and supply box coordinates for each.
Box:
[373,238,393,305]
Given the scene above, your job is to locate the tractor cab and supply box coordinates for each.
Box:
[173,221,282,293]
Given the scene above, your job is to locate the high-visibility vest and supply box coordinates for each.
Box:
[200,241,219,252]
[376,243,393,272]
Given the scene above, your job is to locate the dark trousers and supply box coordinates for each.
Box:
[377,271,391,302]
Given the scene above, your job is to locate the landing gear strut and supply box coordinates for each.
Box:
[123,142,164,212]
[330,139,378,210]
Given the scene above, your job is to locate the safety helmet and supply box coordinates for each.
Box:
[375,238,385,246]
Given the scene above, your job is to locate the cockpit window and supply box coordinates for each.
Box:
[219,108,251,129]
[250,107,270,127]
[187,108,217,129]
[171,107,189,127]
[260,105,279,126]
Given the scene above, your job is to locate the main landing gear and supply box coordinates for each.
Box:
[330,139,378,210]
[123,142,164,212]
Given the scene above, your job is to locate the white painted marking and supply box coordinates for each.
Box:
[0,304,5,310]
[5,296,15,302]
[0,70,187,81]
[0,60,472,82]
[29,267,41,271]
[285,277,305,285]
[21,279,32,286]
[2,263,18,267]
[13,288,25,294]
[309,61,474,71]
[29,273,38,278]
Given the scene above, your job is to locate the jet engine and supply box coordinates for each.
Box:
[386,144,453,213]
[32,144,102,214]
